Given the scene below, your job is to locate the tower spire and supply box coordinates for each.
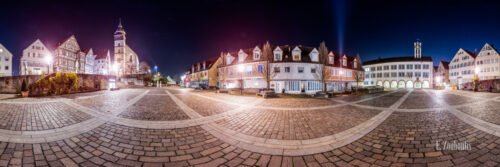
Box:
[118,18,122,28]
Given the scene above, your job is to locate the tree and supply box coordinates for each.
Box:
[139,61,151,74]
[262,41,273,89]
[219,52,227,89]
[318,41,329,92]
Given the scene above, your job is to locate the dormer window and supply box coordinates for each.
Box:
[309,48,319,62]
[226,53,233,65]
[238,49,247,63]
[342,56,347,66]
[328,52,334,64]
[274,53,281,61]
[292,47,301,61]
[253,47,261,60]
[273,47,283,61]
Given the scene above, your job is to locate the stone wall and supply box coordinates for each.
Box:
[0,74,115,94]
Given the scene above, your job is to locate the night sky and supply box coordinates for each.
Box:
[1,0,500,77]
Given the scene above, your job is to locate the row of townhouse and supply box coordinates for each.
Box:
[184,42,365,94]
[19,37,112,75]
[446,43,500,88]
[18,20,138,76]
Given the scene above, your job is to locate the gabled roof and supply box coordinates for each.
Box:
[363,56,433,66]
[480,43,497,52]
[223,45,266,66]
[190,56,221,73]
[273,45,316,63]
[0,43,13,56]
[458,48,477,58]
[95,50,109,59]
[439,61,450,69]
[82,48,92,54]
[55,35,79,49]
[324,51,362,70]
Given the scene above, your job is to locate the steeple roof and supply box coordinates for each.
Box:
[114,18,126,35]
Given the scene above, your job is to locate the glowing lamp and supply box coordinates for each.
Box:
[475,67,480,74]
[44,54,52,64]
[238,64,245,72]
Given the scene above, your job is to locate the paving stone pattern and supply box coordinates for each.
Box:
[0,88,499,167]
[0,102,92,131]
[119,95,190,121]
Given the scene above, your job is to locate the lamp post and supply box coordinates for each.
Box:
[44,54,52,75]
[112,63,119,76]
[238,64,245,95]
[474,67,480,92]
[181,75,186,87]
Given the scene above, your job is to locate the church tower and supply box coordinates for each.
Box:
[414,40,422,59]
[114,19,126,76]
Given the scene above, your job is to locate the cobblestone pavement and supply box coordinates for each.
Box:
[215,106,381,140]
[0,102,92,131]
[0,87,500,166]
[119,95,190,121]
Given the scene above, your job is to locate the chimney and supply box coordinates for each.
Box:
[203,62,206,70]
[474,48,477,55]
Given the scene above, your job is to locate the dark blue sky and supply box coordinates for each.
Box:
[1,0,499,77]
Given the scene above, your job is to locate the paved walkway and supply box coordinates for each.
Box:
[0,88,499,166]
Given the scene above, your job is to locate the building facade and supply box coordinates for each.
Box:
[475,43,500,80]
[94,50,111,75]
[324,52,364,92]
[434,61,449,87]
[0,43,12,76]
[81,48,96,74]
[449,48,476,88]
[269,46,323,94]
[363,41,434,89]
[114,20,140,76]
[218,46,269,90]
[188,56,222,88]
[20,39,51,75]
[53,35,80,73]
[215,42,364,94]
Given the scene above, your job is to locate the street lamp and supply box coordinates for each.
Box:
[474,67,480,91]
[112,63,119,76]
[154,65,158,73]
[238,64,245,94]
[44,54,52,74]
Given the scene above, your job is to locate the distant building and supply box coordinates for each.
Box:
[324,52,364,92]
[0,43,12,76]
[363,41,434,89]
[475,43,499,80]
[188,56,222,88]
[449,48,476,88]
[435,61,449,87]
[94,50,111,75]
[20,39,51,75]
[53,35,81,73]
[114,20,140,76]
[81,48,96,74]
